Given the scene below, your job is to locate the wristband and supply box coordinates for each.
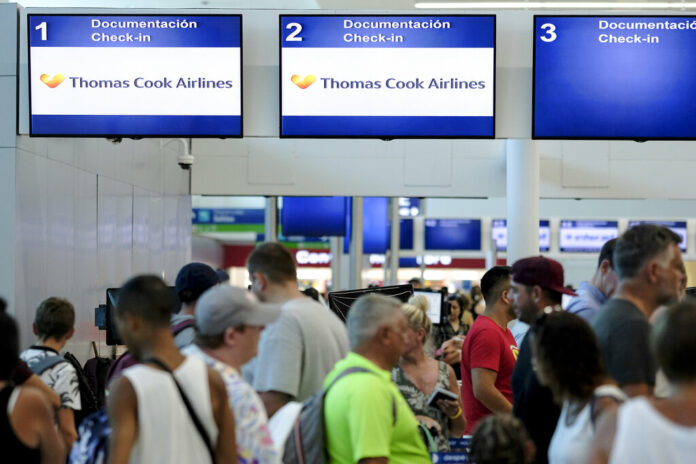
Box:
[449,407,463,420]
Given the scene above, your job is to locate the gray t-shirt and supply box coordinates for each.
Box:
[171,313,195,348]
[592,298,656,387]
[242,297,349,402]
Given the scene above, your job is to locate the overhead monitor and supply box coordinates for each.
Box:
[343,197,414,254]
[327,284,414,322]
[280,15,496,138]
[559,220,619,253]
[628,220,687,251]
[425,219,481,250]
[414,289,446,325]
[534,16,696,140]
[491,219,551,252]
[28,14,242,137]
[281,197,348,237]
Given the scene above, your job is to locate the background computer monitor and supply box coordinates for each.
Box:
[414,289,447,325]
[104,286,180,346]
[327,284,413,322]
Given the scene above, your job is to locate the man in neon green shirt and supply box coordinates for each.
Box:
[324,294,432,464]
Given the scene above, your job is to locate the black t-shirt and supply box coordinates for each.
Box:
[592,298,656,387]
[511,333,560,464]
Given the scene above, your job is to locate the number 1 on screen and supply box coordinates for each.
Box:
[35,21,47,41]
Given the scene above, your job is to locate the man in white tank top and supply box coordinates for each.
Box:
[106,275,238,464]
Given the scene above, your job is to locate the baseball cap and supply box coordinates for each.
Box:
[175,263,219,301]
[196,285,281,336]
[511,256,578,296]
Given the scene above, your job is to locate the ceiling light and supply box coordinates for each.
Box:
[415,2,696,8]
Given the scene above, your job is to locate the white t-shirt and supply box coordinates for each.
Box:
[548,384,626,464]
[242,297,349,402]
[610,397,696,464]
[123,356,218,464]
[20,346,81,410]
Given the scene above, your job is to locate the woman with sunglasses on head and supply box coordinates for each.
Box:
[530,311,626,464]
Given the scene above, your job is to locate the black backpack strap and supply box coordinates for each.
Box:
[146,357,216,464]
[29,355,66,375]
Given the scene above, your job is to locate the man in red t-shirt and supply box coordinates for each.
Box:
[461,266,519,434]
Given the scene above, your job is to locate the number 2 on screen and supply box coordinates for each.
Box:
[286,22,303,42]
[35,21,47,41]
[540,23,556,42]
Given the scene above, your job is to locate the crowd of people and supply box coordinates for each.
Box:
[1,224,695,463]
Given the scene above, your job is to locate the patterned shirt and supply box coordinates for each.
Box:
[182,345,279,464]
[20,346,81,410]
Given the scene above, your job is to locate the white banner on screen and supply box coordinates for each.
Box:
[30,47,241,115]
[560,227,619,251]
[282,47,493,117]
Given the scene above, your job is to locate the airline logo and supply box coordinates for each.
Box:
[291,74,316,89]
[40,73,65,88]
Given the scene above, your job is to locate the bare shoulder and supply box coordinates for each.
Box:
[16,386,53,416]
[108,375,137,410]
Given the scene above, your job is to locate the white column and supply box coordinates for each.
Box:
[349,197,364,289]
[506,139,539,264]
[330,236,342,292]
[389,197,400,285]
[264,196,277,242]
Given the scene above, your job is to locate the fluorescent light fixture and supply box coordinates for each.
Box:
[416,2,696,8]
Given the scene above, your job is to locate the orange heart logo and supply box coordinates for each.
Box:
[291,74,316,89]
[40,73,65,88]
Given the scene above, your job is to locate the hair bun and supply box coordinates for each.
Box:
[408,294,430,314]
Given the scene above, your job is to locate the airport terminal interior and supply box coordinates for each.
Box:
[3,0,696,462]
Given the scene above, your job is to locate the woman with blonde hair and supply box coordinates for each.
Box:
[392,299,467,451]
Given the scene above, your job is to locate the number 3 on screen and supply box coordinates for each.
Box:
[286,23,303,42]
[540,23,556,42]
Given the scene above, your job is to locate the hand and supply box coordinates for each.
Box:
[436,398,461,418]
[415,415,442,435]
[440,337,463,365]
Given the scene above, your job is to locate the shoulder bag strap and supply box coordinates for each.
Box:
[325,366,397,424]
[146,357,216,464]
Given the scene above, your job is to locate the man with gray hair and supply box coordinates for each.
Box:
[323,294,431,464]
[592,224,686,398]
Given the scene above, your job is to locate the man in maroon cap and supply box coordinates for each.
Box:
[509,256,577,464]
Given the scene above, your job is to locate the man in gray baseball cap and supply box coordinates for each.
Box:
[182,285,281,464]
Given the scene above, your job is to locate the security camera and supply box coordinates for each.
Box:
[177,152,194,170]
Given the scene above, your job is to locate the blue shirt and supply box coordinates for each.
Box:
[565,281,607,323]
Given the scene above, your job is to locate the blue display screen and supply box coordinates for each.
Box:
[192,208,264,225]
[281,197,348,237]
[344,198,414,254]
[628,220,687,251]
[534,16,696,139]
[560,220,619,252]
[280,15,495,138]
[491,219,551,252]
[28,14,242,137]
[424,219,481,250]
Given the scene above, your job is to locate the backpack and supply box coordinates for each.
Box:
[82,342,113,410]
[28,352,100,429]
[63,352,101,427]
[69,409,111,464]
[282,367,396,464]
